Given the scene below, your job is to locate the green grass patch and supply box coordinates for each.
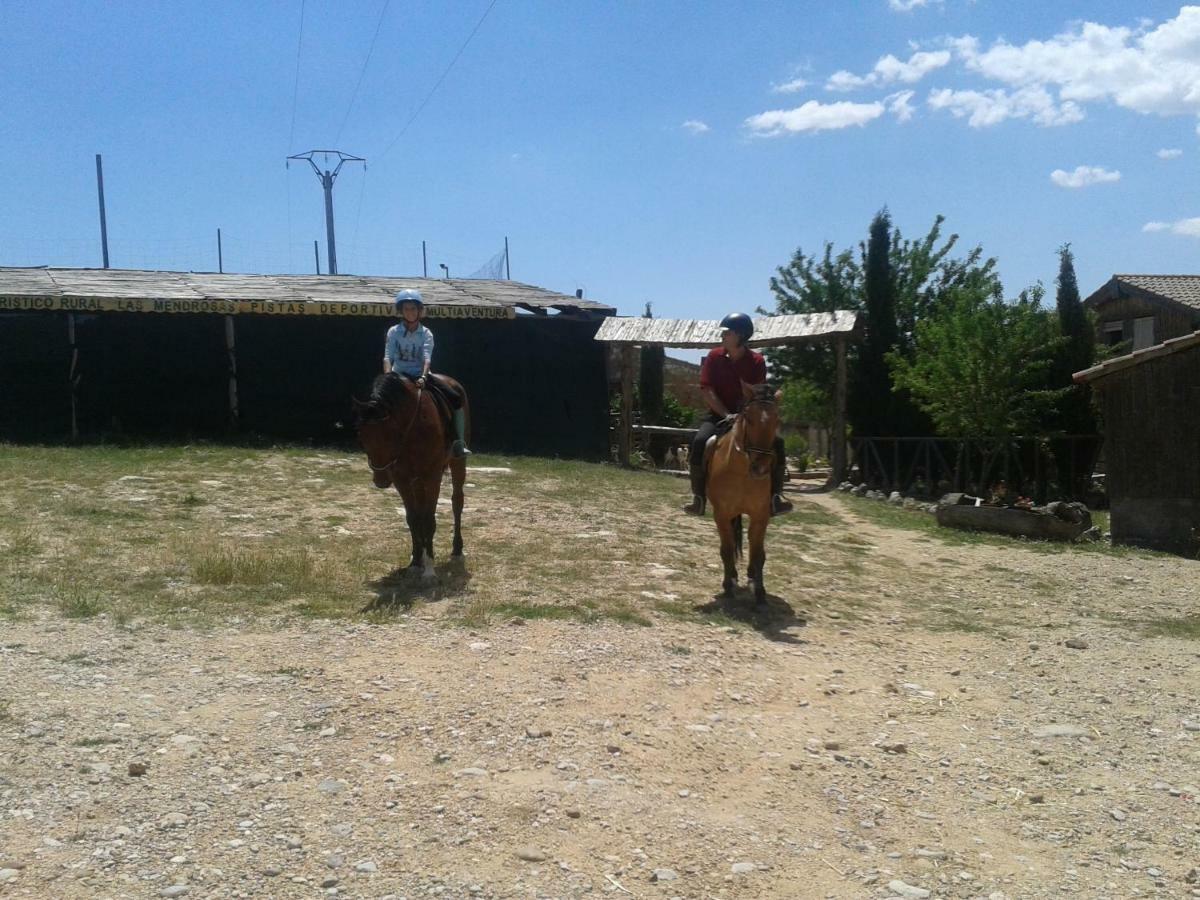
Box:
[190,544,314,587]
[1143,616,1200,640]
[73,735,121,747]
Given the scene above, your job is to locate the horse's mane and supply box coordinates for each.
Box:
[367,372,414,416]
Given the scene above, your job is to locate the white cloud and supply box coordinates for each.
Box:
[887,90,917,122]
[928,85,1084,127]
[1143,217,1200,236]
[1157,147,1183,158]
[744,100,886,136]
[826,49,951,91]
[772,77,809,94]
[681,120,710,135]
[889,0,941,11]
[1050,165,1121,188]
[951,8,1200,119]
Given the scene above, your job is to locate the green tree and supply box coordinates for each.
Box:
[889,284,1065,437]
[1050,244,1097,433]
[762,212,999,435]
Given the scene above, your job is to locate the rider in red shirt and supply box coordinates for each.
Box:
[682,312,793,516]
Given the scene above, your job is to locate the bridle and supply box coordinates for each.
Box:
[364,385,425,473]
[736,395,778,459]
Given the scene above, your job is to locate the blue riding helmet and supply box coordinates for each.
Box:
[394,288,424,310]
[719,312,754,342]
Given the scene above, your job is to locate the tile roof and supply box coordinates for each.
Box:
[1085,274,1200,312]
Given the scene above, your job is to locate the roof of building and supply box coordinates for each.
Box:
[1074,328,1200,384]
[1083,274,1200,313]
[0,267,614,317]
[593,311,859,348]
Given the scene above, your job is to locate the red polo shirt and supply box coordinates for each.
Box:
[700,347,767,413]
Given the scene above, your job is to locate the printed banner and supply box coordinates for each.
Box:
[0,295,516,320]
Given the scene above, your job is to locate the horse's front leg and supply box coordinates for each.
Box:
[715,512,738,598]
[396,482,424,573]
[747,514,769,608]
[421,501,437,582]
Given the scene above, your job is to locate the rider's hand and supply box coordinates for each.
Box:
[722,413,738,426]
[416,376,426,387]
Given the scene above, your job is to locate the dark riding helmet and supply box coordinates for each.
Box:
[719,312,754,343]
[394,288,424,311]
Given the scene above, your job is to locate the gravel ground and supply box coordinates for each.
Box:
[2,492,1199,900]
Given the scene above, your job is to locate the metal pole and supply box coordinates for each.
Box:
[504,236,510,279]
[314,240,320,275]
[217,228,223,273]
[95,154,110,268]
[422,240,427,277]
[322,171,338,274]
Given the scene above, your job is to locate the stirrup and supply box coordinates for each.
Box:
[771,494,793,516]
[452,440,471,458]
[682,495,706,516]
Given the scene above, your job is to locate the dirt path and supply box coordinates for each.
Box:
[2,491,1199,899]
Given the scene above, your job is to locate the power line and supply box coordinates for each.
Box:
[378,0,500,160]
[286,0,306,152]
[285,0,306,272]
[335,0,392,146]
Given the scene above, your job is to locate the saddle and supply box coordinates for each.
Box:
[405,374,458,448]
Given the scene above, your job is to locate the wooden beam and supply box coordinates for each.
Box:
[618,345,636,467]
[830,335,848,485]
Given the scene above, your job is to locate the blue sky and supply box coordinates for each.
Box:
[4,1,1200,327]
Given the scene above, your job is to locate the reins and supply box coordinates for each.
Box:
[365,385,425,472]
[733,396,777,458]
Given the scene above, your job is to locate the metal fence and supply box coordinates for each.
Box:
[849,435,1103,503]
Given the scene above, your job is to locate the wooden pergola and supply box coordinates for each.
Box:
[594,311,860,481]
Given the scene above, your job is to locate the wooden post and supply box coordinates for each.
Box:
[830,335,848,485]
[618,345,635,467]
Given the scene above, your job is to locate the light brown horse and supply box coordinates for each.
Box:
[705,382,780,606]
[353,373,470,581]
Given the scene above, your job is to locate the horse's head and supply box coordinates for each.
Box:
[353,374,420,489]
[740,381,780,480]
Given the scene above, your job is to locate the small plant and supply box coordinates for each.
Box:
[58,586,104,619]
[666,644,691,656]
[180,492,204,507]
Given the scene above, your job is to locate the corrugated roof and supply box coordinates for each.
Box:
[0,267,614,314]
[1084,274,1200,312]
[1074,328,1200,384]
[593,311,858,348]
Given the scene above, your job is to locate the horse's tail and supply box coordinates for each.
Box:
[732,516,743,560]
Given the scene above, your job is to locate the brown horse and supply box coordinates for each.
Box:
[353,373,470,581]
[705,382,780,606]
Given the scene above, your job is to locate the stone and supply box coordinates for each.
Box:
[160,887,190,898]
[263,866,282,877]
[321,877,339,888]
[731,862,756,875]
[317,778,345,795]
[455,767,489,777]
[516,847,548,862]
[158,813,188,829]
[651,868,678,882]
[887,880,931,899]
[525,727,551,739]
[1064,638,1089,650]
[565,808,582,819]
[0,870,19,883]
[128,761,149,777]
[1031,724,1088,739]
[880,742,907,754]
[1110,808,1127,822]
[326,854,344,869]
[354,861,378,873]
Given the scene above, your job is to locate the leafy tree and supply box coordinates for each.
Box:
[1050,244,1097,434]
[762,211,998,436]
[888,283,1066,437]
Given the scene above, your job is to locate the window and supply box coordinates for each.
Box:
[1133,316,1156,350]
[1103,321,1124,347]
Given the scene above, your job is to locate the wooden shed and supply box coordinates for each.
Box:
[1084,274,1200,351]
[0,267,615,458]
[1074,330,1200,555]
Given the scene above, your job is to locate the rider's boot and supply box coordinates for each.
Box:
[681,461,706,516]
[451,409,472,458]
